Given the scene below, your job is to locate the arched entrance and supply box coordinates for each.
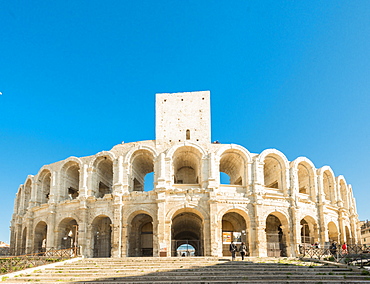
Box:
[221,212,248,256]
[328,221,339,243]
[92,216,112,258]
[300,216,318,246]
[34,221,47,253]
[128,213,153,256]
[266,214,287,257]
[171,212,203,256]
[345,226,351,244]
[57,218,78,249]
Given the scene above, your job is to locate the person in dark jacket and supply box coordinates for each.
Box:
[229,241,237,261]
[239,242,247,260]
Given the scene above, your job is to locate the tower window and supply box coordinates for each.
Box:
[186,129,190,140]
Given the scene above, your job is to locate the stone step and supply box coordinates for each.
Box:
[2,257,370,283]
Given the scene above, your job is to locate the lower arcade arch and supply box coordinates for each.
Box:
[221,212,248,256]
[92,216,112,258]
[345,226,352,244]
[328,221,339,243]
[128,213,153,256]
[265,213,288,257]
[171,212,203,256]
[57,218,78,249]
[34,221,47,253]
[300,217,318,245]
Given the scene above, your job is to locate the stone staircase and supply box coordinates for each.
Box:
[2,257,370,283]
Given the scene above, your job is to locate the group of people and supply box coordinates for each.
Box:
[330,241,348,255]
[229,241,247,261]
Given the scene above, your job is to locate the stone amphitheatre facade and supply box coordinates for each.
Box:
[10,91,361,258]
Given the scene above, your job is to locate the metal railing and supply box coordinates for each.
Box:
[0,247,79,275]
[300,244,370,268]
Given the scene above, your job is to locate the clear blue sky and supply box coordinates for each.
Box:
[0,1,369,244]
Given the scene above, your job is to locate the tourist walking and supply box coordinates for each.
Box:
[342,242,347,254]
[239,242,247,260]
[229,241,237,261]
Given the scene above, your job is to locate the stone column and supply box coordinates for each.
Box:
[208,195,221,256]
[46,204,56,249]
[113,156,124,194]
[156,192,170,257]
[251,203,267,257]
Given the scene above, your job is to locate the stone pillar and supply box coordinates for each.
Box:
[251,203,267,257]
[111,195,122,257]
[46,204,56,249]
[78,164,89,198]
[209,195,221,256]
[113,156,124,194]
[316,174,327,244]
[156,192,170,257]
[338,211,345,244]
[25,215,34,254]
[77,200,88,257]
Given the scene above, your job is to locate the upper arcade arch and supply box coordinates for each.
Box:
[217,145,251,186]
[60,159,81,201]
[171,145,204,185]
[36,169,52,205]
[337,176,349,209]
[129,149,155,192]
[23,178,32,213]
[291,157,317,200]
[257,149,290,193]
[318,166,336,205]
[91,155,114,197]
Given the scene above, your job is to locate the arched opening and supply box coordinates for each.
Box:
[264,156,283,191]
[176,243,195,257]
[298,163,310,195]
[301,219,310,244]
[23,180,32,212]
[323,170,335,204]
[221,212,248,256]
[131,150,154,191]
[39,170,51,204]
[21,227,27,255]
[171,212,203,256]
[62,161,80,200]
[173,146,202,185]
[328,221,339,243]
[300,216,318,248]
[266,214,287,257]
[340,180,348,209]
[128,213,153,256]
[345,226,351,244]
[57,218,78,249]
[92,216,112,258]
[94,156,113,198]
[34,221,47,253]
[219,150,244,185]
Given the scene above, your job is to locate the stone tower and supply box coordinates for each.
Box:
[155,91,211,145]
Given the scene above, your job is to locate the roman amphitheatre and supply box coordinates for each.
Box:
[10,91,360,258]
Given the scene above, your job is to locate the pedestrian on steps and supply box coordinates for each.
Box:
[239,242,247,261]
[229,241,237,261]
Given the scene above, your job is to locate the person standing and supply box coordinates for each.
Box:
[239,242,247,261]
[342,242,347,254]
[229,241,237,261]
